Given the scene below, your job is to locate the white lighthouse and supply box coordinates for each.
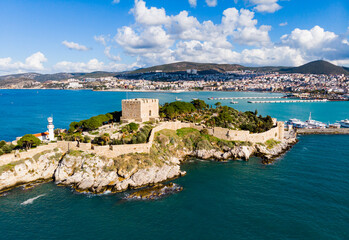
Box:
[47,117,55,141]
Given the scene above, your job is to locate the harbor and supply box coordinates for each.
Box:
[285,114,349,131]
[249,99,328,104]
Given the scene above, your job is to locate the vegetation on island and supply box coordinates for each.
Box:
[160,100,274,133]
[0,141,15,156]
[17,134,41,150]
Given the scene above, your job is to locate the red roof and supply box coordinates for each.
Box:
[33,132,49,137]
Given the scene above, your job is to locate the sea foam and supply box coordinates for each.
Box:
[20,194,46,205]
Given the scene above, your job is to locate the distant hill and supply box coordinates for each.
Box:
[131,62,247,73]
[280,60,349,75]
[0,71,118,84]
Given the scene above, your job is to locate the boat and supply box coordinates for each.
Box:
[192,98,199,100]
[339,119,349,128]
[305,113,327,129]
[175,97,182,101]
[230,101,238,104]
[285,119,307,128]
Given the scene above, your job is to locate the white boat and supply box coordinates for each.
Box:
[175,97,182,101]
[192,98,199,100]
[305,113,327,129]
[230,101,238,104]
[339,119,349,128]
[286,118,307,128]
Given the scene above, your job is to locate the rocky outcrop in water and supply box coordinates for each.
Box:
[0,149,63,192]
[54,152,185,193]
[125,183,183,200]
[0,136,297,194]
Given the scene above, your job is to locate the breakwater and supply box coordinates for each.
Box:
[248,99,328,104]
[210,96,284,100]
[297,128,349,135]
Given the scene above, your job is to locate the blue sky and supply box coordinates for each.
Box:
[0,0,348,74]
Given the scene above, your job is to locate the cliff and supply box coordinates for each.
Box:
[0,128,297,194]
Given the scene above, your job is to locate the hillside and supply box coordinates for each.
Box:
[131,62,247,73]
[0,71,118,84]
[280,60,349,75]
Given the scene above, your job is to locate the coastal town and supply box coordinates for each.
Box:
[2,70,348,101]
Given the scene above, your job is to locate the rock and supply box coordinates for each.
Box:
[125,183,183,200]
[0,149,64,192]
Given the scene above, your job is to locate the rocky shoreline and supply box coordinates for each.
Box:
[0,135,298,195]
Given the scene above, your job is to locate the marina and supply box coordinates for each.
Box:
[285,113,348,130]
[248,99,328,104]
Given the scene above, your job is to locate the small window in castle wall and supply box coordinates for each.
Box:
[275,133,277,137]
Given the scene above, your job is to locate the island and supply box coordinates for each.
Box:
[0,99,297,195]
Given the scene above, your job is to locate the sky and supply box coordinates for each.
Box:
[0,0,348,75]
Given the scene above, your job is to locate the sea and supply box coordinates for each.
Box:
[0,89,348,240]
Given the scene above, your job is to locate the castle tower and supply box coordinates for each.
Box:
[121,99,159,123]
[47,117,55,141]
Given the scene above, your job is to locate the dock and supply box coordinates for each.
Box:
[248,99,328,104]
[297,128,349,135]
[209,96,285,100]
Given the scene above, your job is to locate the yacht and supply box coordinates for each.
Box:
[175,97,182,101]
[339,119,349,128]
[286,119,307,128]
[230,101,238,104]
[305,113,327,129]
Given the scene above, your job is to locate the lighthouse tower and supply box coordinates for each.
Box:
[47,117,55,141]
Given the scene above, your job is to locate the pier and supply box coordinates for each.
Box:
[209,96,285,100]
[248,99,328,104]
[297,128,349,135]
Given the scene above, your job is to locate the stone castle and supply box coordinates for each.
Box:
[121,98,159,123]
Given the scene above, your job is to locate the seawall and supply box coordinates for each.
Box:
[297,128,349,135]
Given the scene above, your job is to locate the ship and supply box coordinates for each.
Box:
[305,113,327,129]
[339,119,349,128]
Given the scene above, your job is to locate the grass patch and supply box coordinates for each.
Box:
[0,159,26,174]
[265,139,281,149]
[68,150,83,157]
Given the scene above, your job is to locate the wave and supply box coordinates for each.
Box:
[20,194,46,206]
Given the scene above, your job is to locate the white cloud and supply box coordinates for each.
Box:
[104,46,122,61]
[188,0,197,7]
[0,52,47,74]
[131,0,170,26]
[112,0,120,4]
[250,0,281,13]
[115,0,271,64]
[62,41,90,51]
[54,58,138,73]
[94,35,107,46]
[206,0,217,7]
[116,26,174,54]
[279,22,288,27]
[281,25,338,50]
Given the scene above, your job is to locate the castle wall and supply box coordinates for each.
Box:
[0,122,284,166]
[0,143,57,166]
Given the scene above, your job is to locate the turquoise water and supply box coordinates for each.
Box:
[0,90,348,239]
[0,89,348,141]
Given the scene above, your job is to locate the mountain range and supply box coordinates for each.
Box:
[0,60,348,86]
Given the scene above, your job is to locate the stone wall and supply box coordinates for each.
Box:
[0,143,57,166]
[206,122,284,143]
[0,121,285,165]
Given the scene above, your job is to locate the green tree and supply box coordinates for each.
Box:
[17,134,41,150]
[214,102,222,108]
[191,99,208,111]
